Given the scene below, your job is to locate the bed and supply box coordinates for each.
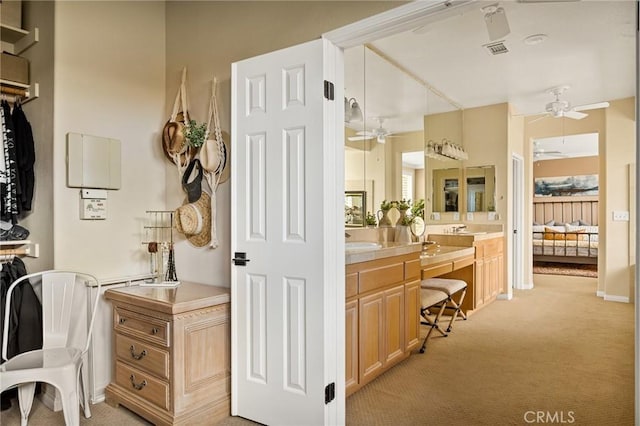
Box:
[532,197,598,265]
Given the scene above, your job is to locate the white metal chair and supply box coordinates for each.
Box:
[0,270,101,426]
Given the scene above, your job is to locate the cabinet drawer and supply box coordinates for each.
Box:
[346,272,358,299]
[404,258,421,281]
[115,334,170,380]
[421,262,453,279]
[115,361,170,410]
[359,263,404,294]
[114,307,170,347]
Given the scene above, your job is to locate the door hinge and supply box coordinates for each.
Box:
[232,252,251,266]
[323,80,334,100]
[324,382,335,404]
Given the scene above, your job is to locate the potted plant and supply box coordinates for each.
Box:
[365,212,377,227]
[184,120,207,149]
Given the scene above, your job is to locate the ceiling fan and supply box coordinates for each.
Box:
[348,117,397,144]
[529,86,609,122]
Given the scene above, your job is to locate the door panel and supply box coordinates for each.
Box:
[231,38,342,426]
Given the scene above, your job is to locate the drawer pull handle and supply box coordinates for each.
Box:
[119,318,127,324]
[129,374,147,391]
[129,345,147,360]
[151,327,159,335]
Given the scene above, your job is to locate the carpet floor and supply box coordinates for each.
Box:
[1,275,634,426]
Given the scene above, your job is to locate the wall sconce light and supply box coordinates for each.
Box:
[344,97,363,122]
[425,139,468,161]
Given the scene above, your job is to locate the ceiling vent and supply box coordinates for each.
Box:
[483,41,509,55]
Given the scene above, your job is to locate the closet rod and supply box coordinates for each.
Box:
[0,85,26,96]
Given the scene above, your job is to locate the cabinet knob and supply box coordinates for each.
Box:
[129,345,147,360]
[129,374,147,391]
[151,327,159,335]
[119,318,127,324]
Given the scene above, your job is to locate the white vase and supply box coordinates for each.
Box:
[394,225,412,243]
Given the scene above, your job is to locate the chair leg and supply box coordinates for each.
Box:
[419,302,447,353]
[79,363,92,419]
[17,382,36,426]
[59,384,80,426]
[445,288,467,332]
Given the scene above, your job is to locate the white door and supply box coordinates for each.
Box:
[231,38,344,426]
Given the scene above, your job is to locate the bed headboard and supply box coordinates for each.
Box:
[533,196,599,226]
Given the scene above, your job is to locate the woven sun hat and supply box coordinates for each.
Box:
[162,112,193,165]
[174,191,211,247]
[200,137,223,175]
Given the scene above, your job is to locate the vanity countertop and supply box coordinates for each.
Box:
[420,245,475,266]
[345,241,422,264]
[426,230,504,245]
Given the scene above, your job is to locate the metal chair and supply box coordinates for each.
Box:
[1,271,101,426]
[421,277,468,332]
[418,288,449,353]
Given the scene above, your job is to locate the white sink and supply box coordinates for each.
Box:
[345,241,381,251]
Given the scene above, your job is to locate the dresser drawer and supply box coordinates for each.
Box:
[116,361,170,411]
[114,307,170,347]
[115,333,170,380]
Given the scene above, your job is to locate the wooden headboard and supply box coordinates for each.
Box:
[533,196,599,226]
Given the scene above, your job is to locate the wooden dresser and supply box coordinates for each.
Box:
[104,282,230,426]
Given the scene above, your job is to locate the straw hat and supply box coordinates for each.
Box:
[174,191,211,247]
[162,112,193,165]
[200,131,230,184]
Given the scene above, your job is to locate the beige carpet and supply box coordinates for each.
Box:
[1,275,634,425]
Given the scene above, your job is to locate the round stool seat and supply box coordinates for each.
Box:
[420,288,448,307]
[421,278,467,295]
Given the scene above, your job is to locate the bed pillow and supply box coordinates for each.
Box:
[544,226,567,240]
[563,224,587,240]
[532,225,545,240]
[545,220,555,226]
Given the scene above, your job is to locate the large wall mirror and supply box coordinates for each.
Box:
[465,165,496,212]
[344,42,461,225]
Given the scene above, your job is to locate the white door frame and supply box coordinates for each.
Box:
[511,153,526,291]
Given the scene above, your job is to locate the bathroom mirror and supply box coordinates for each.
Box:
[345,191,366,227]
[410,216,425,237]
[465,165,496,212]
[431,167,461,212]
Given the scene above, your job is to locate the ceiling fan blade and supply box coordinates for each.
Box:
[356,131,375,137]
[573,101,610,112]
[348,136,373,141]
[564,110,588,120]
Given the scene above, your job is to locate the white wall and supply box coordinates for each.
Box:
[53,1,166,279]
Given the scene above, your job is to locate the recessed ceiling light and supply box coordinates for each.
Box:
[524,34,548,46]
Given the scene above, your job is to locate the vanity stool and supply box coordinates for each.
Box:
[421,278,468,332]
[419,288,449,354]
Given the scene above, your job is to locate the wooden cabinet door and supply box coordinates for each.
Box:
[474,259,485,308]
[359,293,384,385]
[345,300,359,395]
[404,280,420,352]
[383,285,405,365]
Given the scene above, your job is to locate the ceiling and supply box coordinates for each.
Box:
[344,0,636,137]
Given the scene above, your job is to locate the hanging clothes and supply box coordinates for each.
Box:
[11,102,35,213]
[0,257,42,410]
[1,100,19,224]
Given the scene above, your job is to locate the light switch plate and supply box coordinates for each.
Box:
[431,212,441,220]
[488,212,497,221]
[612,210,630,221]
[466,212,474,221]
[453,212,460,221]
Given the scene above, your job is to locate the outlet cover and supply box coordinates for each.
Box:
[488,212,497,221]
[612,210,630,221]
[466,212,474,221]
[432,212,441,220]
[453,212,460,221]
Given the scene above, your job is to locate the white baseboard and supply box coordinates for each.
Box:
[604,294,630,303]
[519,282,534,290]
[597,290,605,298]
[497,293,513,300]
[39,384,62,412]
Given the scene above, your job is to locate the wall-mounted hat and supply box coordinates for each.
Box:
[174,191,211,247]
[162,112,193,166]
[200,130,230,184]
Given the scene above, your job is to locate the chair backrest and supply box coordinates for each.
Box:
[2,270,101,362]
